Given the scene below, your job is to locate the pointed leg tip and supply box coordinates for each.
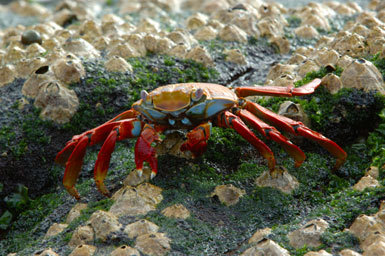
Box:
[294,161,303,168]
[66,186,81,200]
[137,169,143,177]
[150,171,156,179]
[96,182,110,198]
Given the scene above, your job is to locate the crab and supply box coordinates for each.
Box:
[55,79,347,199]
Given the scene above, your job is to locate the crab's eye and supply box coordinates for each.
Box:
[191,88,204,101]
[141,90,151,104]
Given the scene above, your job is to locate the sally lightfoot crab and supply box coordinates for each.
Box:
[55,79,347,199]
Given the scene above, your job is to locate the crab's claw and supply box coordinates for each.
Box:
[134,124,161,179]
[180,122,212,158]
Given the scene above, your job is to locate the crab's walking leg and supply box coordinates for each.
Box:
[234,78,321,97]
[244,101,347,170]
[62,136,89,200]
[237,109,306,167]
[216,111,276,170]
[135,124,161,179]
[180,122,212,158]
[94,119,143,197]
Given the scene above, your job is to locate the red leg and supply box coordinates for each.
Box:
[180,122,212,158]
[135,124,161,179]
[93,118,143,197]
[244,101,347,170]
[57,115,143,199]
[237,109,306,167]
[62,136,89,200]
[234,78,321,97]
[216,111,276,171]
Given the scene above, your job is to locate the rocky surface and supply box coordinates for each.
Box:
[0,0,384,255]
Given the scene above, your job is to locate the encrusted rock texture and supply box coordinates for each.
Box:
[0,0,385,255]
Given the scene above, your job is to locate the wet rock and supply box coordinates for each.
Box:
[108,43,142,59]
[9,1,50,17]
[110,245,140,256]
[367,36,385,55]
[44,223,68,239]
[34,248,59,256]
[224,49,247,65]
[363,241,385,256]
[21,30,42,45]
[211,184,245,206]
[69,244,97,256]
[68,225,94,248]
[21,66,52,98]
[295,25,319,39]
[304,250,332,256]
[78,20,102,38]
[340,59,384,94]
[135,233,171,256]
[185,46,213,66]
[26,43,46,58]
[194,26,217,41]
[167,30,197,48]
[269,36,290,54]
[297,59,320,77]
[16,57,47,79]
[124,219,159,239]
[248,227,272,244]
[301,13,330,31]
[0,65,16,87]
[331,32,365,58]
[123,168,151,187]
[232,15,260,37]
[186,12,208,30]
[315,49,339,67]
[89,210,122,242]
[155,132,193,159]
[161,204,190,219]
[52,57,85,84]
[361,232,385,251]
[295,46,315,57]
[266,63,297,81]
[34,80,79,124]
[339,249,362,256]
[257,17,284,37]
[348,214,384,243]
[66,203,88,224]
[143,35,175,54]
[62,38,100,59]
[256,168,299,194]
[4,46,25,63]
[125,33,147,56]
[219,24,248,42]
[109,183,163,217]
[169,44,189,59]
[266,74,297,87]
[105,56,133,73]
[136,18,160,33]
[92,36,110,51]
[353,176,380,191]
[278,101,310,127]
[321,73,343,94]
[336,55,354,70]
[288,219,329,248]
[315,36,334,48]
[287,54,307,65]
[242,239,290,256]
[365,166,380,179]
